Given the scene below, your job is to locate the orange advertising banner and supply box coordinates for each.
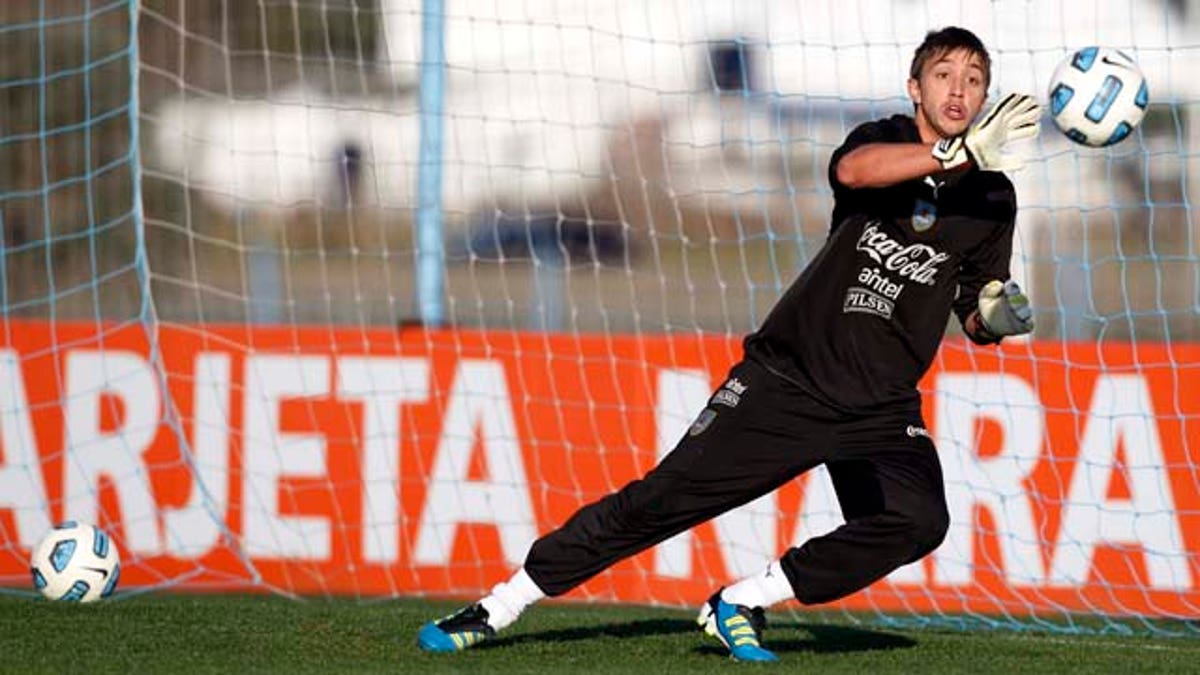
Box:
[1,320,1198,617]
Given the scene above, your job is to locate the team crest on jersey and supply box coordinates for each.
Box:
[689,409,717,436]
[912,199,937,232]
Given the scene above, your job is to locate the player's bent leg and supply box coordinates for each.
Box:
[417,603,496,653]
[784,447,949,605]
[524,361,824,597]
[695,589,778,662]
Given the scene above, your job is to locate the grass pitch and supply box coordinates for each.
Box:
[2,593,1198,673]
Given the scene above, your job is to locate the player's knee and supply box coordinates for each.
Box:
[909,503,950,558]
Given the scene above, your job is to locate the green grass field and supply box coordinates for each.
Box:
[2,594,1199,673]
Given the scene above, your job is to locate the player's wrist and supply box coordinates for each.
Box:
[966,310,1002,344]
[931,136,971,171]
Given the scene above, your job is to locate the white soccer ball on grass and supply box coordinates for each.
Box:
[29,521,121,602]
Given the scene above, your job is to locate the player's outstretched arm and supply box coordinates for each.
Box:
[835,142,948,189]
[836,93,1040,189]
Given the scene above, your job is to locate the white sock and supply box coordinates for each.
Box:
[721,561,794,609]
[479,568,546,631]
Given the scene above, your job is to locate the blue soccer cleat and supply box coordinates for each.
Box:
[696,590,778,662]
[417,603,496,653]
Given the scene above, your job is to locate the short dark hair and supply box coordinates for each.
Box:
[909,27,991,88]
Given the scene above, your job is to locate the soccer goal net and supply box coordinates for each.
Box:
[1,0,1198,632]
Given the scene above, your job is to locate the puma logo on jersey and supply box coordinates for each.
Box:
[923,175,945,200]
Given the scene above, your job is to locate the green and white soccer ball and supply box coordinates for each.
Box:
[1048,46,1149,148]
[30,522,120,602]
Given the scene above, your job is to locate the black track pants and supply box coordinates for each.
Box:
[523,358,950,605]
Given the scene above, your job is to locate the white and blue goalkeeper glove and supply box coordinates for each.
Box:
[977,279,1034,338]
[932,93,1041,172]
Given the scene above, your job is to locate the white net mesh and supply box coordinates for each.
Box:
[1,0,1199,632]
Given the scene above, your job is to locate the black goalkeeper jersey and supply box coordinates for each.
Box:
[744,114,1017,414]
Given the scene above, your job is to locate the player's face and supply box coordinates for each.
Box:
[907,48,988,142]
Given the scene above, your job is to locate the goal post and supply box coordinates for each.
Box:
[0,0,1198,634]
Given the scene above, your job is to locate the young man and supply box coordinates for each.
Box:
[417,26,1038,661]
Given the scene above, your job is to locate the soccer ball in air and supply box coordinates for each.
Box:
[30,522,120,602]
[1047,46,1148,147]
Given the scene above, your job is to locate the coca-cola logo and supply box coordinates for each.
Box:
[855,222,949,286]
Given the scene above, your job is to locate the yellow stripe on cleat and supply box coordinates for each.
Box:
[733,637,758,646]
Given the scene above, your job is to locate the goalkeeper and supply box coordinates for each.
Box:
[418,26,1037,661]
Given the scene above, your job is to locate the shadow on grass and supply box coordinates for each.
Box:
[484,618,916,656]
[483,618,697,649]
[730,621,917,655]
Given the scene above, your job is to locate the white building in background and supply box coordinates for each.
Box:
[150,0,1199,243]
[151,0,1200,202]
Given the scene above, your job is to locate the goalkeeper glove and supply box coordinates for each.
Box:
[976,279,1034,338]
[931,93,1041,172]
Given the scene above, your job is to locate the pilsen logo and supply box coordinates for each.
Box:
[855,222,950,286]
